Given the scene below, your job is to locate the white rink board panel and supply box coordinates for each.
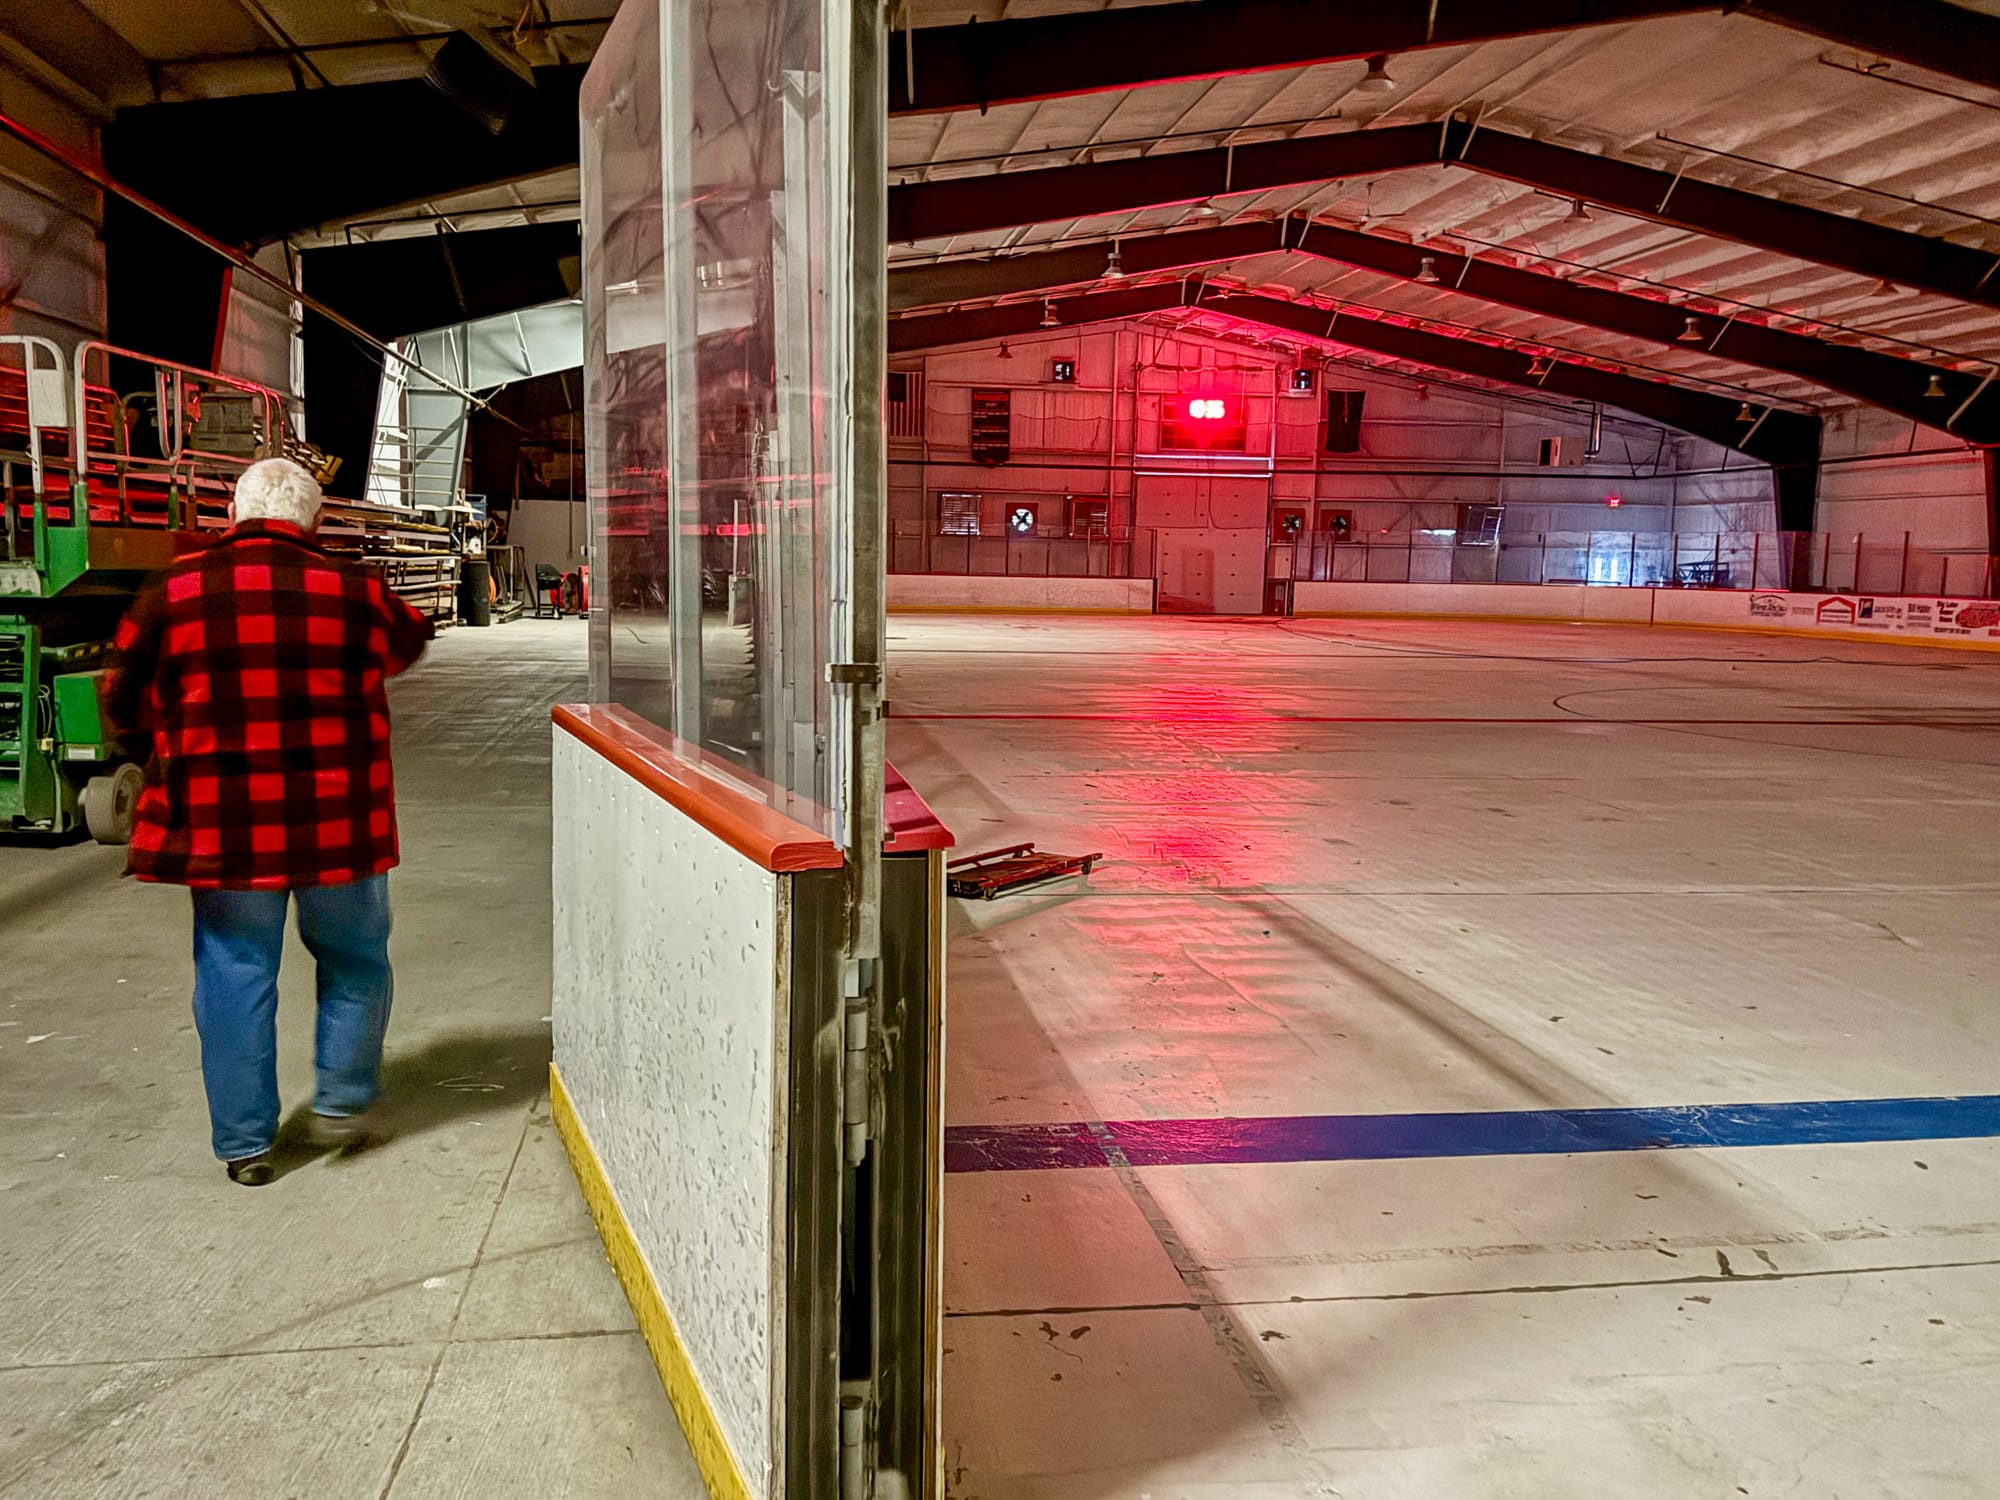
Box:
[1296,580,2000,646]
[888,574,1156,612]
[1655,585,2000,644]
[551,727,781,1497]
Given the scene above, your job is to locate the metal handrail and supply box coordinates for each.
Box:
[67,341,292,531]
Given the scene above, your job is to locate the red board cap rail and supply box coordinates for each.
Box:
[553,703,843,874]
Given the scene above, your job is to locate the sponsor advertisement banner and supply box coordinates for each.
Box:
[1745,591,2000,641]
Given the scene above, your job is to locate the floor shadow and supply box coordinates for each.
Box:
[273,1022,553,1167]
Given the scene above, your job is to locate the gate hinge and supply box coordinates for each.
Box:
[826,660,882,687]
[841,960,873,1165]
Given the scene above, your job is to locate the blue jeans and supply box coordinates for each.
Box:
[190,876,394,1161]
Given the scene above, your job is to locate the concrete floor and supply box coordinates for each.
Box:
[0,618,702,1500]
[886,614,2000,1500]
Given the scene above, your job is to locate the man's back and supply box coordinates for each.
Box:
[107,519,433,890]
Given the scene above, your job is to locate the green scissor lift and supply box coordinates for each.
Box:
[1,336,225,842]
[0,500,169,842]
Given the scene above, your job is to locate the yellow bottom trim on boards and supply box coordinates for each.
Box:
[549,1063,754,1500]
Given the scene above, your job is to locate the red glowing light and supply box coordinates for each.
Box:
[1161,387,1247,450]
[1605,493,1623,508]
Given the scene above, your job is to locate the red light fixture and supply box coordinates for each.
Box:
[1161,385,1247,450]
[1605,492,1624,508]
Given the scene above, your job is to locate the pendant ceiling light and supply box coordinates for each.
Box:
[1356,54,1396,93]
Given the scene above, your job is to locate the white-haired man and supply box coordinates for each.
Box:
[106,458,434,1185]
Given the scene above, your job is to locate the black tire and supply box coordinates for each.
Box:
[82,762,144,845]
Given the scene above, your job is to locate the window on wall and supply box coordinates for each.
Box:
[1006,502,1039,537]
[938,491,982,535]
[1068,497,1109,537]
[1458,503,1504,544]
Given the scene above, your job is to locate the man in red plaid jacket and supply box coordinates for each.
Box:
[106,457,433,1185]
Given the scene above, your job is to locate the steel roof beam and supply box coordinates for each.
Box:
[889,0,2000,117]
[890,217,1991,437]
[888,124,1439,243]
[890,120,2000,312]
[887,220,1287,310]
[1741,0,2000,98]
[1441,118,2000,312]
[887,282,1823,467]
[888,1,1709,115]
[1286,219,1998,441]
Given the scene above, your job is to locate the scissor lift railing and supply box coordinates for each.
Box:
[1,338,294,839]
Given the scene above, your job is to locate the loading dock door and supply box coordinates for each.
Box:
[1141,473,1271,613]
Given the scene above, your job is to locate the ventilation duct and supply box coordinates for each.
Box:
[426,31,537,135]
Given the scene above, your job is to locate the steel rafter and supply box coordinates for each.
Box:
[1272,218,1990,440]
[1439,119,2000,314]
[887,281,1823,470]
[887,221,1286,310]
[890,216,1993,439]
[1740,0,2000,98]
[1289,218,1999,440]
[888,0,2000,116]
[887,125,1439,244]
[889,119,2000,313]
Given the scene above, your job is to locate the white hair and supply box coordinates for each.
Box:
[233,457,323,529]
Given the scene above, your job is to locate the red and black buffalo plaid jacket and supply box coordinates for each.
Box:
[105,519,434,889]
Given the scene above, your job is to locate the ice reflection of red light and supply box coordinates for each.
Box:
[1099,684,1303,889]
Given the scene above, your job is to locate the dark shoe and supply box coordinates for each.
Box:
[307,1109,391,1153]
[226,1153,274,1186]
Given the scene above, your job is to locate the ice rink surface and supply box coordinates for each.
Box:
[888,614,2000,1500]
